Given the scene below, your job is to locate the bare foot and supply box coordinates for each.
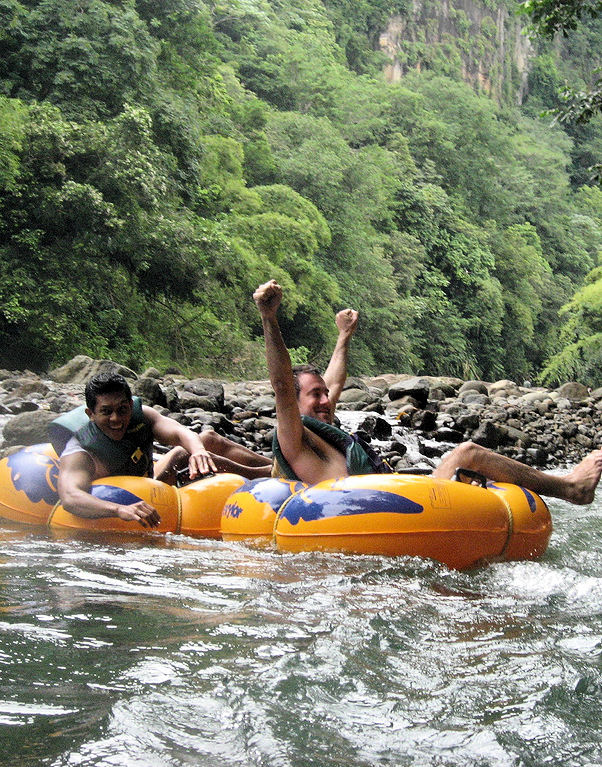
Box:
[562,449,602,504]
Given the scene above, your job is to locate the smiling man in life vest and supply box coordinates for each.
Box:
[254,280,388,485]
[52,372,271,528]
[254,279,602,503]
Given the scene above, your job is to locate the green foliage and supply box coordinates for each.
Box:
[0,0,601,384]
[520,0,602,36]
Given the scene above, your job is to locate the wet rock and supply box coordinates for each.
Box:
[418,439,449,458]
[411,409,437,431]
[471,421,504,449]
[357,415,392,440]
[432,427,464,443]
[526,448,548,465]
[388,377,430,408]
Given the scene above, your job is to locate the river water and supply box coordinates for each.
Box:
[1,487,601,767]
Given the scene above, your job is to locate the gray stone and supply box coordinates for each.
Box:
[247,394,276,414]
[338,388,370,404]
[178,392,219,411]
[459,392,490,406]
[471,421,503,449]
[163,385,181,411]
[8,401,40,414]
[387,395,422,411]
[49,355,137,384]
[388,377,430,407]
[132,377,168,407]
[487,379,518,397]
[2,410,57,447]
[432,427,464,443]
[458,380,488,395]
[182,378,225,409]
[526,448,548,465]
[555,382,590,401]
[501,425,531,447]
[141,367,162,379]
[342,377,368,392]
[411,409,437,431]
[9,379,49,398]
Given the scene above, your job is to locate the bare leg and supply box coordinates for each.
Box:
[154,440,272,484]
[433,442,602,505]
[199,430,272,468]
[154,446,189,485]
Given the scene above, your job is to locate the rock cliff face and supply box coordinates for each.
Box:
[379,0,533,104]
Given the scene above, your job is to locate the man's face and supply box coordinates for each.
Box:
[86,392,133,441]
[297,372,332,423]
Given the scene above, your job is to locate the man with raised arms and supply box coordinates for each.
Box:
[254,279,602,504]
[54,372,271,528]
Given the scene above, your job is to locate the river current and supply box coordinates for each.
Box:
[1,488,601,767]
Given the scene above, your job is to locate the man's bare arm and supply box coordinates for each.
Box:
[323,308,359,419]
[253,280,305,462]
[143,406,217,478]
[58,452,161,528]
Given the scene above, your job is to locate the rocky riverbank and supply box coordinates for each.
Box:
[1,355,601,469]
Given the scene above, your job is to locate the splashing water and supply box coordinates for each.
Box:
[0,482,600,767]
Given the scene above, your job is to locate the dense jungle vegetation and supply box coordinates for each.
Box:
[1,0,602,383]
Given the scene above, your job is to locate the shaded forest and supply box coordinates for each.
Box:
[1,0,602,384]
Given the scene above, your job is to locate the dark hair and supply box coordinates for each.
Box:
[292,364,322,397]
[85,372,132,410]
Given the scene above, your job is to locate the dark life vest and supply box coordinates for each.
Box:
[272,415,390,481]
[48,397,154,478]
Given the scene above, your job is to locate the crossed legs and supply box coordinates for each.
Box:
[433,442,602,504]
[154,429,272,484]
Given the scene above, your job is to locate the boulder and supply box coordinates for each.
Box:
[458,380,488,395]
[132,377,167,407]
[357,415,392,440]
[141,367,162,379]
[338,388,370,404]
[487,379,520,397]
[49,356,137,384]
[432,427,464,443]
[459,392,490,406]
[2,410,57,447]
[247,395,276,415]
[387,395,422,411]
[411,409,437,431]
[555,382,590,401]
[342,377,368,392]
[388,377,430,408]
[471,420,504,449]
[182,378,225,409]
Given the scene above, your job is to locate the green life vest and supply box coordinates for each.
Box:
[48,397,154,478]
[271,415,388,481]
